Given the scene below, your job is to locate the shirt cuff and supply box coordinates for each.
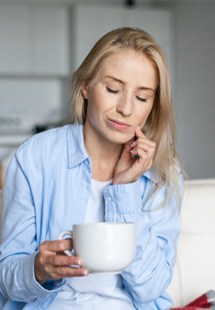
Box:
[103,180,141,222]
[30,253,65,297]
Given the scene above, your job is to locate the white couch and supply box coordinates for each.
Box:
[0,179,215,307]
[167,178,215,307]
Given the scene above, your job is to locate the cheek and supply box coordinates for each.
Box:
[86,101,97,120]
[138,105,153,127]
[87,90,109,118]
[86,97,104,125]
[87,86,103,109]
[85,90,98,116]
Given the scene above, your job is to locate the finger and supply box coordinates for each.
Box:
[49,254,83,267]
[131,136,156,149]
[130,149,150,163]
[40,239,73,253]
[130,142,155,159]
[37,254,88,280]
[129,128,145,148]
[136,150,153,165]
[139,139,156,148]
[131,153,154,173]
[50,266,88,279]
[137,148,155,164]
[119,139,136,162]
[37,240,76,272]
[137,141,156,153]
[135,126,145,138]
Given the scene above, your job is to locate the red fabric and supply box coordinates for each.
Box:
[171,290,215,310]
[172,308,211,310]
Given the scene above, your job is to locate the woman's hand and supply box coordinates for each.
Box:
[34,239,88,284]
[113,126,156,184]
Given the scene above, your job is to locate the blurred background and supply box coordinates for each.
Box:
[0,0,215,187]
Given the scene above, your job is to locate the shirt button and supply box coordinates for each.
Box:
[107,196,112,202]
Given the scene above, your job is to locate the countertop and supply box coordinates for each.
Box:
[0,133,30,146]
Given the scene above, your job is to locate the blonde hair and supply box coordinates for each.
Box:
[70,27,182,196]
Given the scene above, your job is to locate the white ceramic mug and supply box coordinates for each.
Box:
[58,222,136,274]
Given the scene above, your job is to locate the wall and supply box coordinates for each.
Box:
[1,0,215,180]
[172,0,215,179]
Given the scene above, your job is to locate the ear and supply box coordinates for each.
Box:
[82,85,88,99]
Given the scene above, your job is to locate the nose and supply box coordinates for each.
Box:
[116,93,133,116]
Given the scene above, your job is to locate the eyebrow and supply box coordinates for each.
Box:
[105,75,156,93]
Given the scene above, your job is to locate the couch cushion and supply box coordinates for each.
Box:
[177,233,215,305]
[167,179,215,306]
[167,262,182,306]
[182,179,215,233]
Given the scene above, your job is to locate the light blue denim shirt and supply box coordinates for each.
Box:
[0,124,183,309]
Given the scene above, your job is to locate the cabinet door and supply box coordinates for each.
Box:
[125,8,173,75]
[0,4,69,76]
[0,4,30,74]
[32,5,70,76]
[71,4,124,70]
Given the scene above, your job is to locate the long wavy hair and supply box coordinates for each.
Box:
[70,27,183,197]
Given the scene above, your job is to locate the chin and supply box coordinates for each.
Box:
[109,134,133,145]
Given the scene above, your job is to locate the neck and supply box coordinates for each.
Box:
[83,125,123,181]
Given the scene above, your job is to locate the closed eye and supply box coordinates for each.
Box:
[106,87,119,94]
[136,95,147,102]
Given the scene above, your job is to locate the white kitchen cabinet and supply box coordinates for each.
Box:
[0,3,69,76]
[71,4,173,76]
[71,4,124,70]
[0,4,30,74]
[32,5,70,75]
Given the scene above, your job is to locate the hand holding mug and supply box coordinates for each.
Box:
[34,239,88,284]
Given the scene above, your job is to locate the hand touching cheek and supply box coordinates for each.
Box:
[113,127,156,184]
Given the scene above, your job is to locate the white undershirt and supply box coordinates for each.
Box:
[84,178,110,223]
[50,179,134,309]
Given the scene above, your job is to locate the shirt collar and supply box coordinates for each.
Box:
[144,168,159,184]
[66,123,89,168]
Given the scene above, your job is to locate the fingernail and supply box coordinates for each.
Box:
[83,269,88,276]
[75,259,82,265]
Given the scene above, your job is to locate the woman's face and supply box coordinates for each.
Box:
[82,48,158,144]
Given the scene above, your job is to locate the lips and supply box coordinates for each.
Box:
[108,118,131,129]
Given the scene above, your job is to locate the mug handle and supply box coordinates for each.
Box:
[58,230,74,256]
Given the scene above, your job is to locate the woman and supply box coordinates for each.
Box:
[0,27,183,309]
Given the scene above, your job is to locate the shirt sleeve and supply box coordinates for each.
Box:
[103,172,183,309]
[0,147,65,303]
